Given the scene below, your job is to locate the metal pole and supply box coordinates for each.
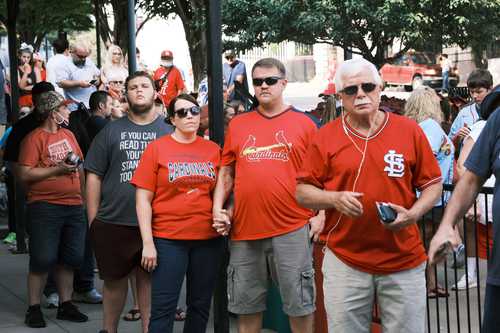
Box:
[206,0,224,146]
[94,0,102,68]
[6,0,20,124]
[206,1,228,333]
[127,0,137,74]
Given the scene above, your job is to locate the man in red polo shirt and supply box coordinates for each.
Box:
[213,58,322,333]
[296,58,442,333]
[153,50,185,108]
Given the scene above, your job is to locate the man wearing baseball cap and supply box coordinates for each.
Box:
[153,49,186,108]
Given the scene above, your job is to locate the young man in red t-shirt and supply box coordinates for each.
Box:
[296,58,442,333]
[152,50,186,108]
[213,58,322,333]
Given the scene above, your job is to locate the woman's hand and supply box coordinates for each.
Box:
[213,209,231,236]
[141,242,157,272]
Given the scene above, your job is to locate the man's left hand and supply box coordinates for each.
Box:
[382,203,417,231]
[309,211,325,242]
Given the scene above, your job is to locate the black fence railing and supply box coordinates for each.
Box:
[422,183,493,333]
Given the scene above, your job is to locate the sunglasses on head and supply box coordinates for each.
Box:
[342,83,377,96]
[252,76,283,87]
[174,106,201,118]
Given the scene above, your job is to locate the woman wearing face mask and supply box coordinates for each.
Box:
[18,91,88,328]
[152,50,186,109]
[18,44,42,111]
[131,94,224,333]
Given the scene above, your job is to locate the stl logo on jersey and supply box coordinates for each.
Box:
[240,130,293,162]
[384,149,405,177]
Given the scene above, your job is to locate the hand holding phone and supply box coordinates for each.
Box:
[376,202,397,223]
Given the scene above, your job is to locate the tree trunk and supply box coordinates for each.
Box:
[184,22,207,89]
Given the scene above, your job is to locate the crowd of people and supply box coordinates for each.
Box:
[0,35,499,333]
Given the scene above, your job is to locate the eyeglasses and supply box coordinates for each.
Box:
[252,76,283,87]
[225,56,234,60]
[341,83,377,96]
[109,80,124,85]
[112,52,122,56]
[174,106,201,118]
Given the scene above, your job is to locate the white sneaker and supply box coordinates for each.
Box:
[45,293,59,309]
[452,274,477,290]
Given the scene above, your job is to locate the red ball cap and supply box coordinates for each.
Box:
[160,49,173,58]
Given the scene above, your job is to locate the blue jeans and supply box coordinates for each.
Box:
[482,283,500,332]
[27,202,86,273]
[442,70,450,92]
[149,237,224,333]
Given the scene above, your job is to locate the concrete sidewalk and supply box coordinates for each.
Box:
[0,236,243,333]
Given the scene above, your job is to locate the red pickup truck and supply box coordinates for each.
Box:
[379,52,459,91]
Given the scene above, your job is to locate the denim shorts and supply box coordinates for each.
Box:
[227,224,315,317]
[28,201,86,273]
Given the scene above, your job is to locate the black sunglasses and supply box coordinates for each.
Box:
[174,106,201,118]
[342,83,377,96]
[252,76,283,87]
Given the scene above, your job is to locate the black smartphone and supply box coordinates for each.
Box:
[376,202,397,223]
[89,79,98,85]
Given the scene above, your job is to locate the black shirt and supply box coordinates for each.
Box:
[86,115,109,142]
[4,112,40,162]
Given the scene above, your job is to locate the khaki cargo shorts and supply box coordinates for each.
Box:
[227,224,316,317]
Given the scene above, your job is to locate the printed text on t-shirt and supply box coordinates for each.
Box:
[119,131,157,183]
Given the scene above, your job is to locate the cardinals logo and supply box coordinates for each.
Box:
[240,130,293,162]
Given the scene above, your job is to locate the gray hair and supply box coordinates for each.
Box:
[334,58,383,92]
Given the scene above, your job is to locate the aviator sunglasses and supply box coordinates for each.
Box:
[252,76,283,87]
[174,106,201,118]
[342,83,377,96]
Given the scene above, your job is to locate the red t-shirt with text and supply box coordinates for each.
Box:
[131,135,220,240]
[19,127,83,205]
[153,66,185,108]
[297,112,441,274]
[221,108,317,240]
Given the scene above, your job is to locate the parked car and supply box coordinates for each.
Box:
[379,52,459,91]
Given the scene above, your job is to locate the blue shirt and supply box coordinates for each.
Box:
[465,107,500,286]
[56,57,100,110]
[448,103,480,142]
[419,118,454,205]
[223,60,248,102]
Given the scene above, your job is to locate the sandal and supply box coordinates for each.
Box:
[123,309,141,321]
[428,286,449,298]
[175,308,186,321]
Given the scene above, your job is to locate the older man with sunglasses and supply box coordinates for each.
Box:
[296,58,442,333]
[213,57,321,333]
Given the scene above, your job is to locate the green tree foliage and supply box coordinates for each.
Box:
[0,0,93,50]
[222,0,500,66]
[141,0,207,87]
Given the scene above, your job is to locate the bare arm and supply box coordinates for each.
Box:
[456,137,474,178]
[212,164,235,235]
[213,165,235,211]
[429,171,483,264]
[85,172,102,225]
[385,182,442,231]
[296,183,363,217]
[58,80,90,89]
[136,188,156,272]
[18,70,32,90]
[18,163,73,184]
